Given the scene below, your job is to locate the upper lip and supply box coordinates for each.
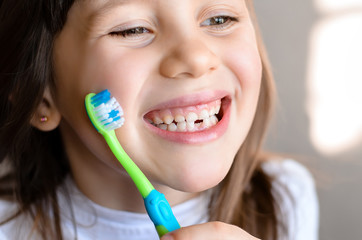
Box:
[143,90,230,114]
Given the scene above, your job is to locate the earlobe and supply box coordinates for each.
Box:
[30,88,61,131]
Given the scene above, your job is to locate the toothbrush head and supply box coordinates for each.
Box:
[85,89,125,135]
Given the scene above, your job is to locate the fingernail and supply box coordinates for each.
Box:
[161,234,174,240]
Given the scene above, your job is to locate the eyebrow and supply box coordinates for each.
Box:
[87,0,131,22]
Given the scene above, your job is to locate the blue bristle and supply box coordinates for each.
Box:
[90,89,125,130]
[113,116,121,121]
[104,115,121,125]
[108,110,119,118]
[91,89,111,107]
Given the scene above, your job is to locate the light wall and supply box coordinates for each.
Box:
[254,0,362,239]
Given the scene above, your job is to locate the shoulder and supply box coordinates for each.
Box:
[261,159,319,240]
[261,159,316,194]
[0,199,37,240]
[0,199,17,223]
[0,199,18,239]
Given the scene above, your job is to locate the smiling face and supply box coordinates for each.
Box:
[52,0,262,208]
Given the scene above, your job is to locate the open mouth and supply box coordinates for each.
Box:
[144,97,226,132]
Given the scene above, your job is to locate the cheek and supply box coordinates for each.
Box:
[229,44,262,121]
[87,43,154,115]
[53,35,154,167]
[222,38,262,127]
[55,38,153,123]
[224,43,262,93]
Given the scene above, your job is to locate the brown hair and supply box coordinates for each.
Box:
[209,2,285,240]
[0,0,285,239]
[0,0,74,239]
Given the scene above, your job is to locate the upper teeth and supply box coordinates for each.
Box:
[145,99,221,132]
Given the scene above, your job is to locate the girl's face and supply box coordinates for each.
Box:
[53,0,261,196]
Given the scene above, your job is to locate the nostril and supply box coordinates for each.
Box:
[159,39,219,79]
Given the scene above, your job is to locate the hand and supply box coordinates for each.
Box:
[160,221,260,240]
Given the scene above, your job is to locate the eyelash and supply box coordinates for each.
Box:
[109,27,152,38]
[201,16,239,29]
[109,15,239,39]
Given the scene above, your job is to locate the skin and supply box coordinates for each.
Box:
[161,222,260,240]
[50,0,262,238]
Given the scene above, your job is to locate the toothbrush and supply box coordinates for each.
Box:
[85,89,180,237]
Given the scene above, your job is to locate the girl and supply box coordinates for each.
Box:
[0,0,319,239]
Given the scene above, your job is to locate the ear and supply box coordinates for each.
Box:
[30,87,61,131]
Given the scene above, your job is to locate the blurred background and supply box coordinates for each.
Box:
[254,0,362,239]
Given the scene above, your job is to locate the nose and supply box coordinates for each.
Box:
[159,38,220,79]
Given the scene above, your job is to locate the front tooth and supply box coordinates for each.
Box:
[167,123,177,131]
[202,117,211,128]
[163,115,174,124]
[199,109,209,119]
[175,114,185,123]
[177,121,186,132]
[186,121,195,131]
[186,112,198,123]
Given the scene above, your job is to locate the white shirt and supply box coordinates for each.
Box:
[0,159,319,240]
[262,159,319,240]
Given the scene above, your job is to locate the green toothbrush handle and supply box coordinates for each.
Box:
[156,225,170,237]
[103,130,154,198]
[103,131,181,238]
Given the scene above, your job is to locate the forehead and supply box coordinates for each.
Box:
[70,0,250,30]
[76,0,247,14]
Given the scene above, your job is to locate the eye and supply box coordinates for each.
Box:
[200,16,239,30]
[109,26,152,39]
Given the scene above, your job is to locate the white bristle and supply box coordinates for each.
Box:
[93,103,105,111]
[105,119,124,130]
[93,97,125,130]
[95,109,110,117]
[116,106,124,115]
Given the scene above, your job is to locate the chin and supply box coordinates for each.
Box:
[174,170,227,193]
[167,156,233,193]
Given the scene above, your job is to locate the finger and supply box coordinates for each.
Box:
[161,221,261,240]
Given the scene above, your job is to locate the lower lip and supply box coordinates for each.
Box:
[144,98,231,144]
